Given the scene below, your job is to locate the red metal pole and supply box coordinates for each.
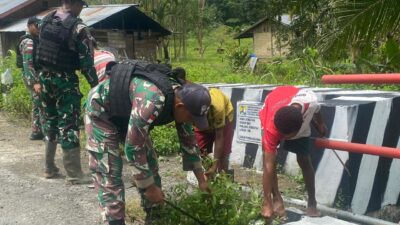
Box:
[314,138,400,159]
[321,74,400,84]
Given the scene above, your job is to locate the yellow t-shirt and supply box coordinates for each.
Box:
[205,88,234,130]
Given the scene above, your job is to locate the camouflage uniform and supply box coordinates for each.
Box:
[85,76,203,222]
[19,33,44,135]
[40,22,97,149]
[38,11,98,181]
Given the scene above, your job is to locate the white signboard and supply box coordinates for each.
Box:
[236,101,263,145]
[248,56,258,73]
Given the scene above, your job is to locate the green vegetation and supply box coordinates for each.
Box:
[1,1,400,223]
[156,175,263,225]
[151,124,180,156]
[0,51,31,119]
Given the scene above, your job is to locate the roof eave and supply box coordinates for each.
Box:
[234,16,292,39]
[0,0,36,20]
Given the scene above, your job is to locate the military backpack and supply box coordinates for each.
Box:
[108,60,184,133]
[36,11,80,72]
[16,34,38,69]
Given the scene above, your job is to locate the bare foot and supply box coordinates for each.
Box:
[273,198,286,218]
[261,201,274,219]
[306,206,321,217]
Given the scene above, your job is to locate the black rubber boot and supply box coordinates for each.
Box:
[108,219,125,225]
[30,132,44,140]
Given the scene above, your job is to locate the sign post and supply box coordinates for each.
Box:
[236,101,263,145]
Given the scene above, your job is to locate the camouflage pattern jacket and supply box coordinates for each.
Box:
[85,76,203,188]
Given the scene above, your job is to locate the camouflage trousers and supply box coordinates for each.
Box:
[85,116,162,221]
[89,150,162,222]
[29,87,45,134]
[22,78,44,134]
[30,90,44,134]
[40,72,82,150]
[89,151,125,222]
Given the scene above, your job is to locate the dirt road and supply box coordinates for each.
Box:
[0,114,143,225]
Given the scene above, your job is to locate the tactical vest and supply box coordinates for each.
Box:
[109,60,182,133]
[16,34,38,69]
[36,12,80,72]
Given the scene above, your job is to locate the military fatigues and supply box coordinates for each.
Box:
[85,77,203,222]
[19,34,44,135]
[40,20,97,149]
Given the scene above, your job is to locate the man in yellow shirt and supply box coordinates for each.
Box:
[195,88,234,174]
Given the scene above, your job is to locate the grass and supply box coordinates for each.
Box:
[2,30,399,224]
[169,31,265,84]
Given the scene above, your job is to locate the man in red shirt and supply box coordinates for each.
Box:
[259,86,327,220]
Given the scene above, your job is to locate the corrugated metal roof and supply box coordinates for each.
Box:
[0,4,135,32]
[234,14,293,39]
[0,0,31,16]
[80,5,133,27]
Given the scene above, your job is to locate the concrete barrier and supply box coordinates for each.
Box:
[203,83,400,215]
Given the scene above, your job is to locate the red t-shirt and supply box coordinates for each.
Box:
[259,86,299,153]
[259,86,320,153]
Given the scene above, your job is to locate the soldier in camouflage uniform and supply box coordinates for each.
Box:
[37,0,98,181]
[18,17,44,140]
[85,64,211,225]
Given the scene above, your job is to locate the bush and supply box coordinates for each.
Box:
[0,51,31,118]
[255,57,302,85]
[225,43,249,71]
[155,175,262,225]
[151,124,180,156]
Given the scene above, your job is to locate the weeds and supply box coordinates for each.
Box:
[151,124,180,156]
[155,174,262,225]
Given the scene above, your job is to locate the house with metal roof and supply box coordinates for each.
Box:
[0,2,171,60]
[235,15,293,59]
[0,0,59,26]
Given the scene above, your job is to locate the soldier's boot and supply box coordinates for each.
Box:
[62,147,91,185]
[144,207,162,225]
[30,132,44,141]
[44,141,60,179]
[108,219,125,225]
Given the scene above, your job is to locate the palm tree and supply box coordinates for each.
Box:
[318,0,400,59]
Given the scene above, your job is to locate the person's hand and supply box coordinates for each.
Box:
[144,184,164,204]
[198,180,211,193]
[204,161,218,179]
[317,123,328,137]
[194,170,211,192]
[33,83,41,94]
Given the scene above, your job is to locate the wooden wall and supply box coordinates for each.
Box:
[251,20,291,58]
[91,29,160,61]
[0,32,24,57]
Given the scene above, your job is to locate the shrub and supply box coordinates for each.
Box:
[155,174,262,225]
[0,51,31,118]
[225,43,249,71]
[151,124,180,156]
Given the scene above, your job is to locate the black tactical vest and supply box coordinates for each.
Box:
[36,12,80,72]
[16,34,38,69]
[109,60,182,134]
